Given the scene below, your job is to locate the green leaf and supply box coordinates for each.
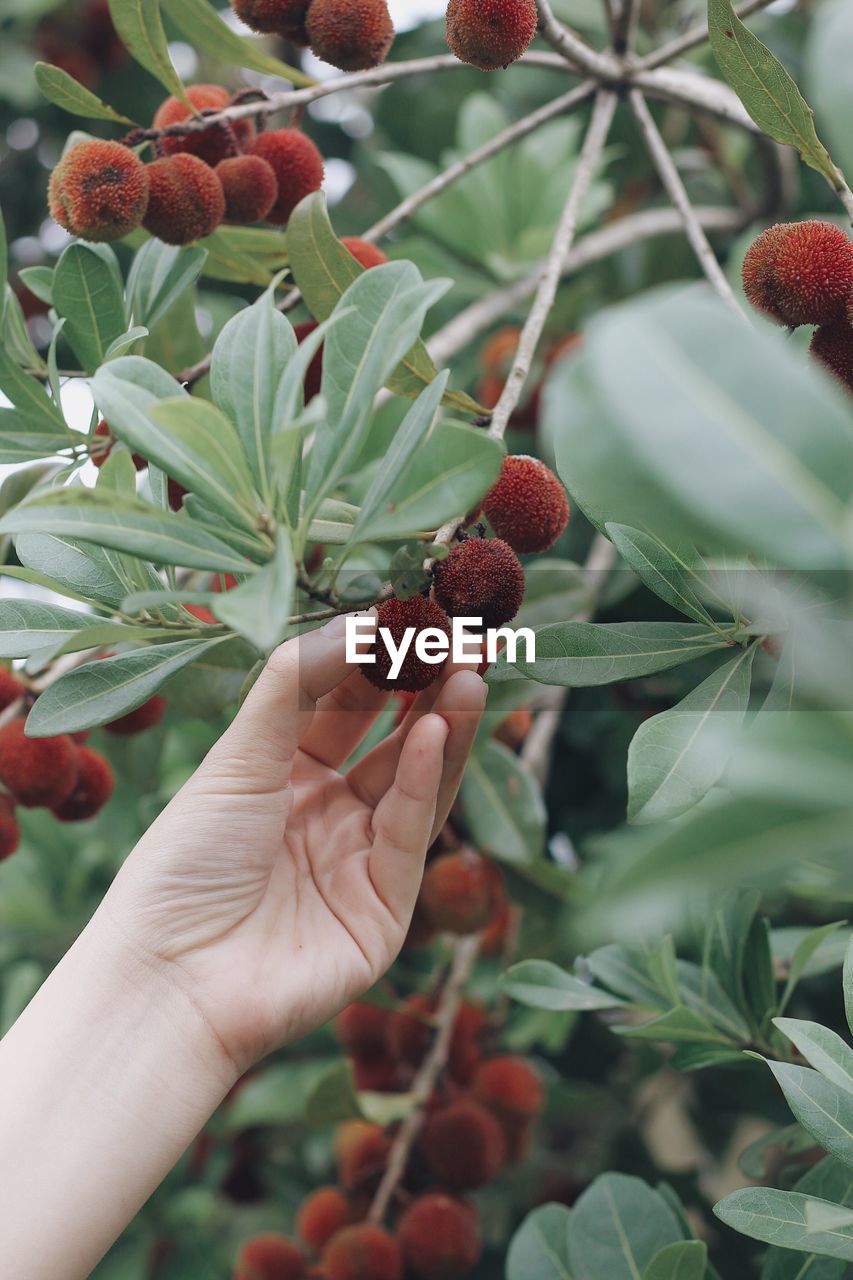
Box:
[507,1204,574,1280]
[127,241,207,332]
[716,1188,853,1262]
[703,888,761,1015]
[287,192,481,416]
[845,939,853,1038]
[15,532,131,611]
[763,1158,853,1279]
[212,528,295,654]
[210,291,297,498]
[586,945,667,1008]
[768,1063,853,1169]
[567,1174,683,1280]
[160,0,312,87]
[34,62,136,124]
[53,243,127,374]
[779,923,848,1014]
[643,1242,707,1280]
[708,0,839,185]
[502,960,625,1011]
[26,637,227,736]
[773,1020,853,1095]
[196,224,289,286]
[605,525,717,626]
[460,739,546,864]
[0,490,258,575]
[0,349,67,433]
[106,0,185,99]
[17,266,54,307]
[615,1005,735,1046]
[0,206,6,296]
[491,621,732,688]
[0,598,100,658]
[304,1060,363,1127]
[149,397,258,523]
[627,646,756,825]
[676,959,751,1042]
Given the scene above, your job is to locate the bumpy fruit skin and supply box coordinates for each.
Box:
[420,850,498,935]
[810,320,853,394]
[742,221,853,327]
[360,596,452,693]
[422,1100,507,1189]
[335,1002,390,1059]
[143,154,226,245]
[48,140,149,242]
[51,747,115,821]
[153,84,253,166]
[334,1120,391,1190]
[341,236,388,270]
[305,0,395,71]
[433,537,525,630]
[0,668,24,712]
[321,1224,403,1280]
[104,695,167,737]
[446,0,537,70]
[297,1186,354,1253]
[234,1234,306,1279]
[90,420,146,471]
[216,155,279,225]
[473,1055,544,1123]
[386,992,434,1066]
[352,1053,399,1091]
[249,129,324,225]
[397,1194,482,1280]
[447,999,488,1085]
[0,718,79,809]
[0,795,21,862]
[484,455,569,554]
[232,0,311,41]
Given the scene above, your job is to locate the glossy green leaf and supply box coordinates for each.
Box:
[106,0,185,99]
[506,1204,573,1280]
[773,1019,853,1095]
[0,598,100,658]
[16,532,130,610]
[716,1187,853,1262]
[503,960,625,1011]
[606,525,717,626]
[708,0,838,184]
[53,243,127,373]
[643,1242,707,1280]
[762,1158,853,1279]
[34,61,136,124]
[567,1174,683,1280]
[160,0,312,86]
[460,739,546,865]
[768,1063,853,1169]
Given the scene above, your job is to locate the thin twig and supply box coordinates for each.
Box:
[628,90,746,318]
[488,90,619,440]
[536,0,620,78]
[367,935,482,1225]
[612,0,642,56]
[639,0,778,71]
[635,64,761,133]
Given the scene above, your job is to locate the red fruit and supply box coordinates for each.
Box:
[305,0,395,71]
[396,1194,481,1280]
[216,155,279,225]
[48,140,149,242]
[103,696,167,737]
[421,1100,507,1189]
[483,455,569,554]
[432,537,525,630]
[297,1186,354,1253]
[341,236,388,270]
[495,705,533,749]
[334,1120,391,1190]
[0,795,21,862]
[234,1234,306,1279]
[232,0,311,41]
[352,1053,399,1092]
[420,850,499,935]
[448,1000,488,1085]
[742,221,853,327]
[153,84,253,166]
[90,421,147,471]
[335,1003,390,1059]
[168,478,188,510]
[810,319,853,394]
[446,0,538,70]
[51,747,114,821]
[294,320,324,400]
[143,154,226,245]
[473,1055,544,1124]
[403,895,438,950]
[0,669,24,712]
[386,993,435,1067]
[321,1224,402,1280]
[359,596,452,694]
[249,130,324,225]
[0,718,79,809]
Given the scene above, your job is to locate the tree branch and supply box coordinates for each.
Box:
[639,0,779,71]
[628,90,746,318]
[367,934,482,1225]
[536,0,620,78]
[489,89,614,440]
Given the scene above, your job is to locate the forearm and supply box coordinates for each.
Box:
[0,906,237,1280]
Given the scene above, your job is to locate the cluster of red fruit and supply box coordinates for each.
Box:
[36,0,127,91]
[232,0,394,72]
[49,82,325,246]
[742,219,853,393]
[361,454,570,693]
[0,670,164,862]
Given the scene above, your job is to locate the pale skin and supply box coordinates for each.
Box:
[0,611,487,1280]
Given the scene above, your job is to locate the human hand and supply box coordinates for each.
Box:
[104,613,487,1079]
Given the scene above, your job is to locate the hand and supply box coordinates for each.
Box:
[104,613,487,1078]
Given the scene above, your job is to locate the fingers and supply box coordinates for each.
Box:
[368,714,449,925]
[298,667,390,771]
[204,613,358,787]
[348,670,487,841]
